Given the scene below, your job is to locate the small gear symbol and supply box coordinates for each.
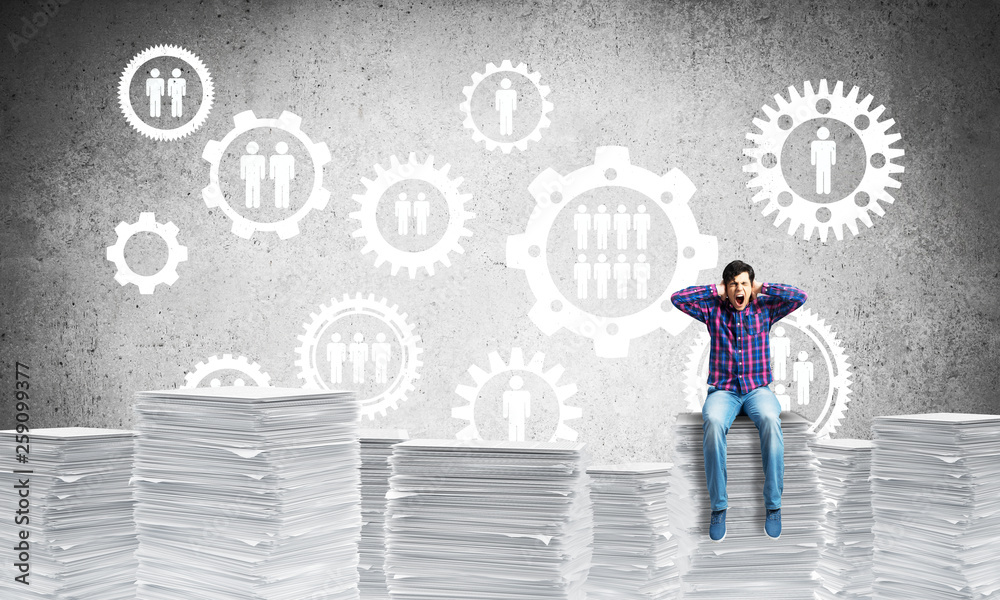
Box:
[201,110,331,239]
[182,354,272,388]
[506,146,718,358]
[459,59,553,153]
[106,212,188,295]
[451,347,581,442]
[118,44,214,141]
[350,153,475,278]
[295,293,422,420]
[682,307,852,439]
[744,79,905,242]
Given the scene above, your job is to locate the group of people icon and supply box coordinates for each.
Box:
[574,204,651,251]
[145,68,187,118]
[240,141,296,209]
[326,332,393,385]
[574,253,651,300]
[394,192,432,236]
[770,326,815,410]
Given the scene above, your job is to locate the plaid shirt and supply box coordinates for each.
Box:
[671,283,807,394]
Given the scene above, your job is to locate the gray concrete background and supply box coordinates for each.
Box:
[0,0,998,464]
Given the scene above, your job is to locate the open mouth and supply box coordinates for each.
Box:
[735,292,746,305]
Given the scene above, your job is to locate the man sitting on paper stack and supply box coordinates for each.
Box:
[671,260,807,542]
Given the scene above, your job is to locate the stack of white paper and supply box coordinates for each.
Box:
[358,428,408,600]
[586,463,679,600]
[666,412,823,599]
[384,439,592,600]
[870,413,1000,600]
[812,438,874,600]
[132,386,360,600]
[0,427,137,599]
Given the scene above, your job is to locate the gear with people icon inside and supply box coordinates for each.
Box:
[182,354,272,388]
[460,59,553,153]
[744,79,905,242]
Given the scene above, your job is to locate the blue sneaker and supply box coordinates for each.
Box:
[709,509,726,542]
[765,508,781,539]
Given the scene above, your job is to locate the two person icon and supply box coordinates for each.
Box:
[145,68,186,118]
[394,192,431,236]
[240,141,295,209]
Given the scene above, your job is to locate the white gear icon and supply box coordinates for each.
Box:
[451,347,581,442]
[506,146,718,358]
[118,44,214,141]
[682,307,852,439]
[183,354,272,388]
[106,212,188,295]
[459,59,553,153]
[350,153,475,277]
[201,110,331,239]
[744,79,905,242]
[295,293,422,420]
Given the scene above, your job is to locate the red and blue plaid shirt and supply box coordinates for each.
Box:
[671,283,807,394]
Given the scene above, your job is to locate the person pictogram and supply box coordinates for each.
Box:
[270,141,295,209]
[774,383,791,412]
[593,204,611,250]
[613,254,631,299]
[145,68,165,118]
[240,141,266,209]
[395,192,412,236]
[502,374,531,441]
[633,204,650,250]
[594,253,611,300]
[413,192,431,236]
[633,254,650,300]
[811,126,836,195]
[326,332,347,385]
[167,68,186,118]
[770,326,792,380]
[793,350,814,405]
[574,254,591,300]
[495,78,518,137]
[350,332,369,384]
[574,205,591,250]
[372,332,392,384]
[614,204,631,250]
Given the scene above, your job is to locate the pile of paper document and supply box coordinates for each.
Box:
[666,412,823,599]
[132,386,360,600]
[358,428,408,600]
[871,413,1000,600]
[586,463,679,600]
[0,427,137,599]
[384,439,593,600]
[812,438,875,600]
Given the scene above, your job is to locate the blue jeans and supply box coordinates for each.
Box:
[702,385,784,511]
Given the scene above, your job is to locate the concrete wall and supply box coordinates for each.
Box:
[1,0,998,463]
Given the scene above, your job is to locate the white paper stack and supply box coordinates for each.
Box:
[870,413,1000,600]
[132,386,360,600]
[666,412,823,599]
[0,427,137,599]
[384,439,592,600]
[812,438,875,600]
[358,428,408,600]
[586,463,679,600]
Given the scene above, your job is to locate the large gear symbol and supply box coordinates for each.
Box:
[451,347,581,442]
[682,307,852,439]
[106,212,188,295]
[459,59,553,153]
[506,146,718,358]
[202,110,331,239]
[744,79,905,242]
[350,153,475,278]
[182,354,272,388]
[118,44,214,141]
[295,293,422,420]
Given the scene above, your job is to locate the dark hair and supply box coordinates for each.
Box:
[722,260,755,285]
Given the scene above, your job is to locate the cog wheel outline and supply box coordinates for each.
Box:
[682,307,852,439]
[459,59,553,154]
[118,44,215,141]
[744,79,905,242]
[350,153,476,278]
[506,146,719,358]
[451,347,582,442]
[105,211,188,295]
[201,110,331,239]
[294,293,423,420]
[182,353,272,388]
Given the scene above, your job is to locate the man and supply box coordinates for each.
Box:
[671,260,807,542]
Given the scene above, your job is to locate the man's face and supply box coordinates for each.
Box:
[726,271,753,311]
